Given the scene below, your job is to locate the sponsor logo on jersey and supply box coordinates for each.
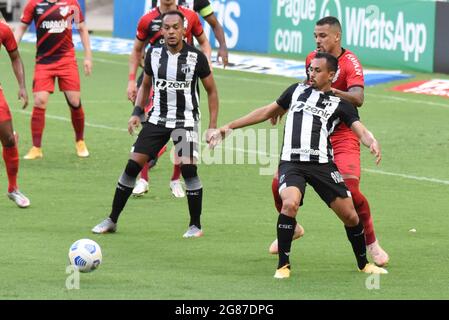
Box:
[290,148,321,156]
[41,20,68,33]
[155,80,191,90]
[304,104,332,119]
[36,8,45,15]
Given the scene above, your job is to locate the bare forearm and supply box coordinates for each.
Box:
[207,90,218,128]
[14,23,28,43]
[78,27,92,59]
[228,105,277,130]
[135,83,150,108]
[333,88,364,107]
[212,24,227,51]
[11,57,26,89]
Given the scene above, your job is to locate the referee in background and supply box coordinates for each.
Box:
[92,10,219,238]
[210,52,387,279]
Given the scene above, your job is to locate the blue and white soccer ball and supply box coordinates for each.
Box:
[68,239,102,273]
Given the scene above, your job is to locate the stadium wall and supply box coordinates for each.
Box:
[113,0,448,74]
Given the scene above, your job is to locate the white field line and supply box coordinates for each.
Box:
[10,108,449,186]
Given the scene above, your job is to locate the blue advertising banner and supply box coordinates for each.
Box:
[113,0,146,39]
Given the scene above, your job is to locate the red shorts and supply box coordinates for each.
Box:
[0,88,12,122]
[33,59,80,93]
[332,135,361,178]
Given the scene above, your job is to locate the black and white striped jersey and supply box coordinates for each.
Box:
[144,42,211,128]
[276,83,360,163]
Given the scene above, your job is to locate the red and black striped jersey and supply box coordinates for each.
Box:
[0,21,17,53]
[21,0,84,64]
[136,6,203,46]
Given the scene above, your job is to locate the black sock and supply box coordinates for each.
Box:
[186,188,202,229]
[109,183,133,223]
[345,221,368,270]
[109,160,142,223]
[277,214,296,269]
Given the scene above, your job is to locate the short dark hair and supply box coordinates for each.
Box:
[314,52,338,73]
[161,10,185,25]
[316,16,342,31]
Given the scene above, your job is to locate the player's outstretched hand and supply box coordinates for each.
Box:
[217,47,229,68]
[208,126,232,149]
[18,87,28,109]
[128,116,140,135]
[269,114,284,126]
[370,140,382,165]
[84,58,92,76]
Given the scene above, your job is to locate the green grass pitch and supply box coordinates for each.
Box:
[1,42,449,299]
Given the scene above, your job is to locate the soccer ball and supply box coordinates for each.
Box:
[68,239,102,273]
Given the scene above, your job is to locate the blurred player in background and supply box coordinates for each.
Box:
[0,19,30,207]
[14,0,92,160]
[151,0,228,67]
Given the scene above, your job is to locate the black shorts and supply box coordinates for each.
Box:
[132,123,199,161]
[278,160,351,207]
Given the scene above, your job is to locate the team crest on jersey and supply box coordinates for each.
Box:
[181,64,191,74]
[36,7,45,15]
[59,6,70,17]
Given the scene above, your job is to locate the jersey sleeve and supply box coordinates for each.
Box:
[337,101,360,127]
[20,0,36,25]
[195,0,214,18]
[344,53,364,89]
[276,83,299,110]
[73,0,85,23]
[190,11,204,37]
[196,51,211,78]
[144,48,153,76]
[0,22,18,52]
[136,15,150,41]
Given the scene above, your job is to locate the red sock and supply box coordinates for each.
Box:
[3,146,19,193]
[344,178,376,245]
[157,144,167,158]
[272,173,282,213]
[140,162,149,181]
[171,164,181,181]
[70,106,85,142]
[31,107,45,147]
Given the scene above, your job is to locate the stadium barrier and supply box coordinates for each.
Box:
[113,0,448,74]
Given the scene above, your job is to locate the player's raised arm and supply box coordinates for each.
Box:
[77,22,92,76]
[209,102,286,148]
[350,121,381,165]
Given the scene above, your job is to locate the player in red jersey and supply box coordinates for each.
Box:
[127,0,212,198]
[14,0,92,160]
[151,0,228,67]
[269,17,389,267]
[0,20,30,208]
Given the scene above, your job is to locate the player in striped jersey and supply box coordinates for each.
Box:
[209,53,387,278]
[14,0,92,160]
[128,0,212,198]
[269,17,389,267]
[0,19,30,208]
[92,11,219,238]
